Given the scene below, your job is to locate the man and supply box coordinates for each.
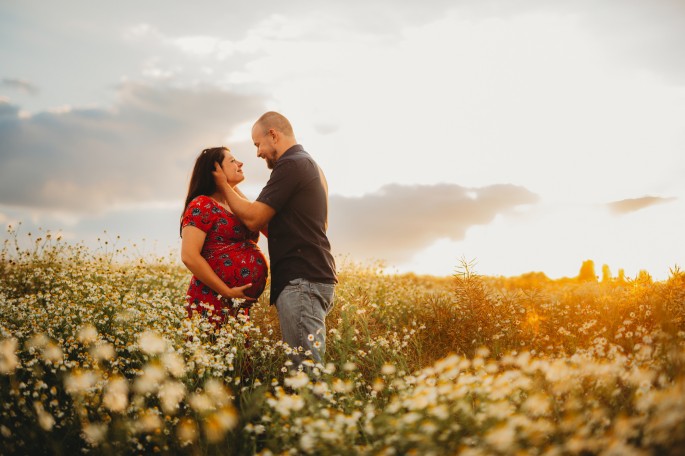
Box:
[213,111,337,367]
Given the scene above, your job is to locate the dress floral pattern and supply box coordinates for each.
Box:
[181,195,268,324]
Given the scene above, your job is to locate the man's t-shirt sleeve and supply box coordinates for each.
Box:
[256,160,299,212]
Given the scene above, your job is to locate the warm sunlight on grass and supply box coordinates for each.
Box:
[1,227,684,454]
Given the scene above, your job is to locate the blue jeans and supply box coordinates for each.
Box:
[275,278,336,367]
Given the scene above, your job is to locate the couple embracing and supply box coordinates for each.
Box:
[179,112,337,368]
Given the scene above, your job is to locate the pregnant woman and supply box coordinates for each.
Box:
[180,147,268,326]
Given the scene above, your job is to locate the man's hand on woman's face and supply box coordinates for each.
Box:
[212,162,230,190]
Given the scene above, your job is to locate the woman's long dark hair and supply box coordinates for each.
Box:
[180,147,229,236]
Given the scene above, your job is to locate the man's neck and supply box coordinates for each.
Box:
[276,139,298,159]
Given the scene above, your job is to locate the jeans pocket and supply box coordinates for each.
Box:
[315,283,335,314]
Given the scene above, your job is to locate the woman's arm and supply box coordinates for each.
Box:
[181,225,254,299]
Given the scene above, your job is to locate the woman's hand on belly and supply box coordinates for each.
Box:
[221,282,256,300]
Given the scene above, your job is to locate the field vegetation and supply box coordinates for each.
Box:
[1,228,684,455]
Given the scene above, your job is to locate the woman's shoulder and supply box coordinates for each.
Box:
[188,194,213,207]
[183,195,216,218]
[182,195,217,231]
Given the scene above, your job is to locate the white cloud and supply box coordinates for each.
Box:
[190,9,684,207]
[109,6,685,204]
[329,183,538,264]
[0,83,267,211]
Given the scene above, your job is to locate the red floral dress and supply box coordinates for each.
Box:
[181,195,268,325]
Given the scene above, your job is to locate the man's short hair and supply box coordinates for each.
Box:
[255,111,294,137]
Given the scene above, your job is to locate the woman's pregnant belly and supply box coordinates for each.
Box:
[210,243,268,300]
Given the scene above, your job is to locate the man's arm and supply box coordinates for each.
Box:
[213,163,275,232]
[234,186,269,236]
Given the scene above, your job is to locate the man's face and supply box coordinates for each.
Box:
[252,125,278,169]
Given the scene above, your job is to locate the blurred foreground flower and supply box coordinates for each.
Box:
[77,324,99,344]
[176,418,198,445]
[268,388,305,417]
[137,331,167,355]
[204,407,239,443]
[134,363,166,394]
[102,376,129,412]
[33,402,55,431]
[162,351,186,378]
[82,423,108,445]
[284,371,310,390]
[159,380,186,414]
[65,370,98,394]
[0,338,19,374]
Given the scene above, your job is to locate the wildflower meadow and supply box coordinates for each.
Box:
[1,227,684,455]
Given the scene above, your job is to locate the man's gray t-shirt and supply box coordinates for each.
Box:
[256,145,337,303]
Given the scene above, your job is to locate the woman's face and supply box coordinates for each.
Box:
[220,153,244,185]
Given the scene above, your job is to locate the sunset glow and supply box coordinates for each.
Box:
[1,1,684,280]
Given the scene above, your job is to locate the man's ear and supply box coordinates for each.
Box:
[269,128,278,143]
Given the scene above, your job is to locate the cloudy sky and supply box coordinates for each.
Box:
[1,0,684,279]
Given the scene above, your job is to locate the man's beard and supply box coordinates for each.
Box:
[266,158,276,169]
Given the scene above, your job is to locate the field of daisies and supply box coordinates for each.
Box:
[1,229,684,455]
